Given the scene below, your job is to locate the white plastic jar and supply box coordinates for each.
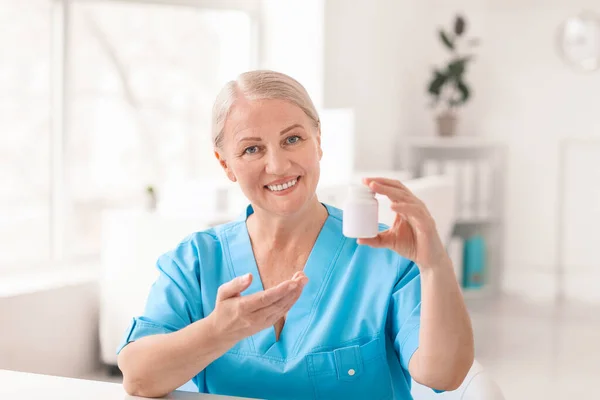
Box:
[342,185,379,238]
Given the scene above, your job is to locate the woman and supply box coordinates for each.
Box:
[117,70,474,399]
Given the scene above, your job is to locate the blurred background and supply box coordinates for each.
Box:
[1,0,600,398]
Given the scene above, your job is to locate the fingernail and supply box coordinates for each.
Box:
[289,282,298,290]
[243,273,251,282]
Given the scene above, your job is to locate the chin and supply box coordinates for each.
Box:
[266,197,308,217]
[262,185,316,217]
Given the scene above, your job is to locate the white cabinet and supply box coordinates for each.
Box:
[558,137,600,303]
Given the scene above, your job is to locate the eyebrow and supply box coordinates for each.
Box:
[280,123,303,135]
[237,124,304,143]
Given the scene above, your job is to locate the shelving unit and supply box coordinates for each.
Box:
[396,136,507,301]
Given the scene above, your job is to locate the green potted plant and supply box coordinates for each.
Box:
[427,15,479,136]
[145,184,157,212]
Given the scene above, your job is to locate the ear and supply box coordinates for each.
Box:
[214,150,237,182]
[316,124,323,160]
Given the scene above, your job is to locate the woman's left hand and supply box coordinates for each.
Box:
[356,177,450,270]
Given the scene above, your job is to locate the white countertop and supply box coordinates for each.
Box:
[0,370,253,400]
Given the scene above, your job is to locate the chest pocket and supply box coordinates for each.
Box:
[305,337,393,400]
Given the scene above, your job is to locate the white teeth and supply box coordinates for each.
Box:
[267,178,298,192]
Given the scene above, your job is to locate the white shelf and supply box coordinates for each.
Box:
[455,216,497,225]
[462,286,491,300]
[405,136,504,149]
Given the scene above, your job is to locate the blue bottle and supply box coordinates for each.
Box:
[463,234,486,289]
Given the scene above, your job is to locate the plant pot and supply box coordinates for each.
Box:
[436,112,458,137]
[145,188,157,212]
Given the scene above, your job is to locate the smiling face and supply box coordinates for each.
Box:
[216,97,322,217]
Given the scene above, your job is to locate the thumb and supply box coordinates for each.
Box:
[217,273,252,301]
[356,232,389,248]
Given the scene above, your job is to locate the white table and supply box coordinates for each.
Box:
[0,370,252,400]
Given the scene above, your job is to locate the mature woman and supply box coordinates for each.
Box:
[117,70,474,399]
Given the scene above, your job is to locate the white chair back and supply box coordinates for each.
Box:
[401,174,457,245]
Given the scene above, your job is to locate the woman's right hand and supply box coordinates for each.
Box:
[208,271,308,343]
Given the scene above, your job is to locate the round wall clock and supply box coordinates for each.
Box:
[556,11,600,72]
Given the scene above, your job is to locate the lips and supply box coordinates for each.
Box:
[265,175,300,186]
[265,176,300,192]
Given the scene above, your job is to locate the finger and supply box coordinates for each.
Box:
[266,288,303,321]
[367,180,424,207]
[363,176,402,188]
[258,276,307,314]
[292,271,308,285]
[370,181,425,209]
[296,275,309,286]
[357,230,393,248]
[367,180,408,202]
[364,177,413,194]
[216,273,252,302]
[390,194,422,206]
[259,285,305,324]
[288,271,308,287]
[390,202,428,220]
[241,279,299,312]
[391,203,435,235]
[291,271,304,281]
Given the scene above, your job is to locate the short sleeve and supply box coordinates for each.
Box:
[387,259,421,371]
[116,247,205,390]
[117,250,203,353]
[387,258,444,394]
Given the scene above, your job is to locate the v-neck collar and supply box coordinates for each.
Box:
[225,203,346,359]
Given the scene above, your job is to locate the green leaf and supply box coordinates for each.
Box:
[447,56,472,78]
[455,78,470,104]
[428,70,448,97]
[439,29,454,50]
[454,15,466,36]
[447,60,465,77]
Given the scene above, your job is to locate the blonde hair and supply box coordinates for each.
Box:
[211,70,320,149]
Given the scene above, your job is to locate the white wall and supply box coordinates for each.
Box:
[324,0,600,302]
[324,0,414,170]
[260,0,324,107]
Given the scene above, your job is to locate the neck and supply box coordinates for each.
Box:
[246,197,328,251]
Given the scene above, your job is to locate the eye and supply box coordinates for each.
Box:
[286,135,301,145]
[244,146,259,155]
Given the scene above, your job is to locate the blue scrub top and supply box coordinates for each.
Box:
[117,203,438,399]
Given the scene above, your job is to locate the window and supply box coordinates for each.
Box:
[66,1,255,258]
[0,0,259,271]
[0,0,52,272]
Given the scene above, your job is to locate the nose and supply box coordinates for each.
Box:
[264,148,292,176]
